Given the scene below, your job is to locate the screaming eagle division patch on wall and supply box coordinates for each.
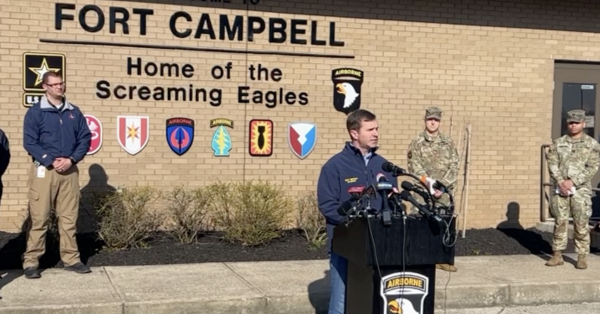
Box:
[332,67,364,115]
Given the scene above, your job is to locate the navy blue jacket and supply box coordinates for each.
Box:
[0,128,9,179]
[23,96,91,168]
[317,141,399,253]
[0,128,9,205]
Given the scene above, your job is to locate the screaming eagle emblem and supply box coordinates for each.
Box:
[332,67,364,115]
[380,272,429,314]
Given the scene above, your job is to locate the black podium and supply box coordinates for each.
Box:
[332,215,456,314]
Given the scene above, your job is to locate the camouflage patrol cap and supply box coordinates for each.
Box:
[425,107,442,120]
[566,109,586,123]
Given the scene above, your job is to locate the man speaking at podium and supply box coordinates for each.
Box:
[317,109,398,314]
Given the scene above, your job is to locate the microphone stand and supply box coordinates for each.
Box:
[384,164,458,249]
[378,187,392,226]
[393,194,406,219]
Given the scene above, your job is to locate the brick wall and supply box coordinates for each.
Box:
[1,0,599,232]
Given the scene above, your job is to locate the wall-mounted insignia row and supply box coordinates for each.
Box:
[75,115,318,159]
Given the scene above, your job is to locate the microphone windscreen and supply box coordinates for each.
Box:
[401,181,414,191]
[348,186,365,194]
[399,190,411,200]
[382,161,393,172]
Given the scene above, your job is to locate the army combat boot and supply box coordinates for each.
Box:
[545,251,564,266]
[436,263,457,272]
[576,254,588,269]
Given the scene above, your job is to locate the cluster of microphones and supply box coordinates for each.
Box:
[337,161,447,226]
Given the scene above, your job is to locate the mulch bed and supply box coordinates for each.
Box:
[0,227,587,269]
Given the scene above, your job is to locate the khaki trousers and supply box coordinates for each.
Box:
[23,163,81,268]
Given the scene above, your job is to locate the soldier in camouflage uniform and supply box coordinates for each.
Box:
[407,106,460,272]
[545,109,600,270]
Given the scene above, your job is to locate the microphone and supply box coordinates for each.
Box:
[348,185,365,200]
[399,190,443,224]
[382,161,406,177]
[420,176,448,193]
[401,181,432,202]
[389,187,406,217]
[375,173,394,191]
[376,173,393,226]
[361,185,376,198]
[336,200,355,217]
[337,186,366,217]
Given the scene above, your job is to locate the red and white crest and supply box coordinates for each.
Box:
[85,114,102,155]
[117,115,149,155]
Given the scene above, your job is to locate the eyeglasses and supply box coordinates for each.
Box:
[45,82,65,88]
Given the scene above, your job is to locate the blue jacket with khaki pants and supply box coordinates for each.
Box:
[22,95,91,269]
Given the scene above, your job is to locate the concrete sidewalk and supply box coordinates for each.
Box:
[0,254,598,314]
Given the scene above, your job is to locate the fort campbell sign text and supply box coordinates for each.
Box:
[54,3,345,46]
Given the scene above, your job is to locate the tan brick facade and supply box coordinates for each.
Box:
[0,0,596,232]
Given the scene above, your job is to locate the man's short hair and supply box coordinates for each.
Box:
[42,71,61,85]
[346,109,377,132]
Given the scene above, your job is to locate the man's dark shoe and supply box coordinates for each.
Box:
[24,267,41,279]
[64,262,91,274]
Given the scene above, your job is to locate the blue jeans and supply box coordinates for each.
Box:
[328,251,348,314]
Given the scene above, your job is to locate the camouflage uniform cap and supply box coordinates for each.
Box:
[566,109,586,123]
[425,107,442,120]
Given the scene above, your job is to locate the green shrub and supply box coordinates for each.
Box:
[96,186,163,250]
[209,180,292,246]
[165,185,212,244]
[296,191,327,250]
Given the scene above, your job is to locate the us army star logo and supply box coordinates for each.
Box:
[29,58,60,87]
[23,52,66,92]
